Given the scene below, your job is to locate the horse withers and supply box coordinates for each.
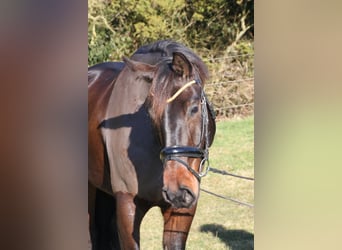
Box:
[88,40,216,249]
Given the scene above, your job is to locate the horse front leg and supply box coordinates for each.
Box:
[115,192,149,250]
[161,204,198,250]
[89,185,119,250]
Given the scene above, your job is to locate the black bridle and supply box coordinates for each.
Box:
[159,80,212,182]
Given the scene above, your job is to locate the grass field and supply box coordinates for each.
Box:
[140,116,254,249]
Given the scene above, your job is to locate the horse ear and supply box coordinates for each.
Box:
[123,56,155,80]
[172,52,192,77]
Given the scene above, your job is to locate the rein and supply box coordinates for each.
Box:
[160,79,211,182]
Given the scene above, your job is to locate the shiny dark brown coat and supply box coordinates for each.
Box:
[88,41,216,249]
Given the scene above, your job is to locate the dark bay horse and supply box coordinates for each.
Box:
[88,40,216,249]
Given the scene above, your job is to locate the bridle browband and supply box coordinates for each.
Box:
[159,79,211,182]
[166,80,196,103]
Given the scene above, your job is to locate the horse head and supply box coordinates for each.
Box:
[124,51,216,208]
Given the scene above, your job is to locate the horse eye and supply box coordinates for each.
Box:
[143,75,153,83]
[190,106,199,116]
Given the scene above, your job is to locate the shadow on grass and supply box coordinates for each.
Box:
[200,224,254,250]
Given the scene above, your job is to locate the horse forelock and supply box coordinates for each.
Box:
[146,60,174,128]
[147,60,208,130]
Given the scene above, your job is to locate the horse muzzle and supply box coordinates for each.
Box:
[160,146,207,208]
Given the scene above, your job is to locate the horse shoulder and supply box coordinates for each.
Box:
[88,62,124,190]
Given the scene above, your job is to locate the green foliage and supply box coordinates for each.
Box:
[88,0,135,65]
[88,0,253,65]
[185,0,254,51]
[88,0,190,65]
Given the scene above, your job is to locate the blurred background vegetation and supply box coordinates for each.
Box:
[88,0,254,119]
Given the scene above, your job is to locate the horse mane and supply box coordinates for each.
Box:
[130,40,209,127]
[131,40,209,83]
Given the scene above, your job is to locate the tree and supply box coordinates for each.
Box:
[88,0,254,65]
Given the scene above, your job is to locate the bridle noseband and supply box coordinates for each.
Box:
[159,79,211,182]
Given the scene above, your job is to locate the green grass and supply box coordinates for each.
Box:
[140,116,254,249]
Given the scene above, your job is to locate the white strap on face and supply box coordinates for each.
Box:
[166,80,196,103]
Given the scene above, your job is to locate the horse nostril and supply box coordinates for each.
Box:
[162,187,173,203]
[180,188,195,206]
[162,187,195,208]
